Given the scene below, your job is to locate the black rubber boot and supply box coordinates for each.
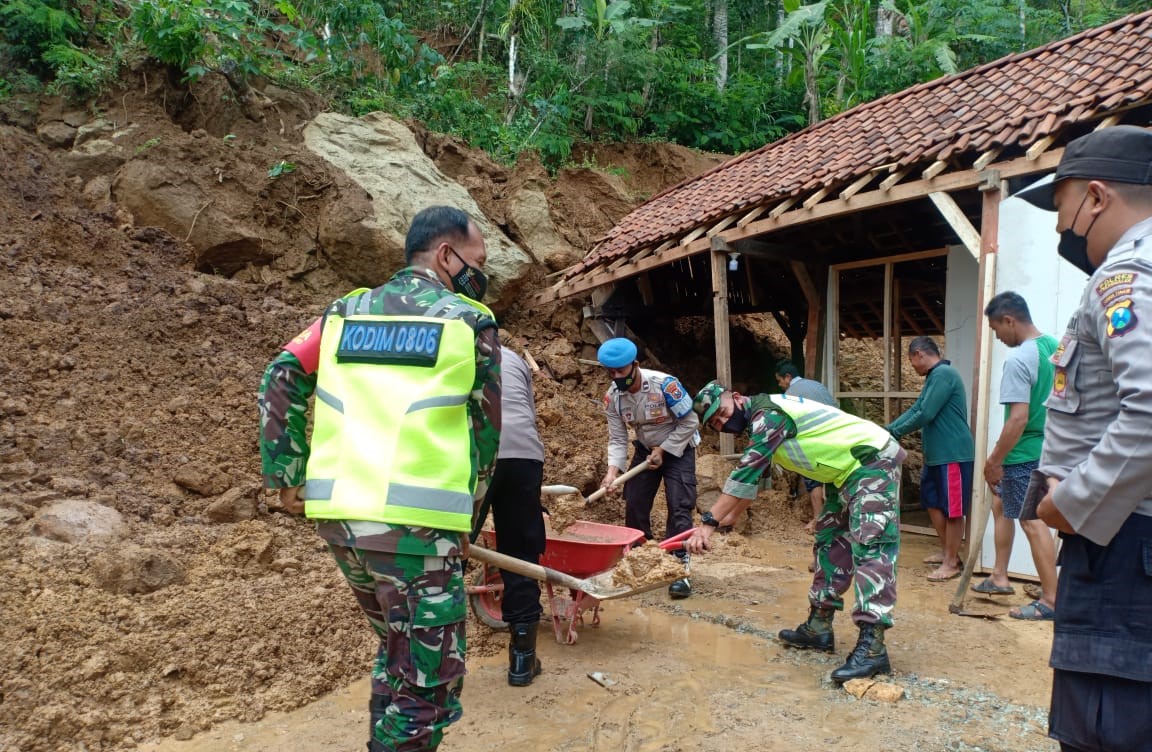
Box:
[831,623,891,683]
[668,577,692,599]
[508,622,542,687]
[777,606,835,652]
[367,693,389,752]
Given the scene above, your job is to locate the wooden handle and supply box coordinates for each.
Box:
[584,462,651,505]
[469,546,589,592]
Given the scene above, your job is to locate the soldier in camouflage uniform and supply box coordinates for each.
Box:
[686,382,906,683]
[259,206,501,752]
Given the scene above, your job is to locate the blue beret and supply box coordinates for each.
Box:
[597,338,638,368]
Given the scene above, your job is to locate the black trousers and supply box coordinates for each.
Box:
[624,442,697,543]
[486,458,547,625]
[1049,512,1152,751]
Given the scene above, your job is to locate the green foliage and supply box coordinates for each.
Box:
[267,160,297,178]
[0,0,83,73]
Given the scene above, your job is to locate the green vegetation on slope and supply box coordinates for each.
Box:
[1,0,1145,167]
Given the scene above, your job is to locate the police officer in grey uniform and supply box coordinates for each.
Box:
[1016,124,1152,752]
[597,337,699,598]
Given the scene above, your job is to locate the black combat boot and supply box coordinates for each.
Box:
[777,606,835,652]
[668,577,692,598]
[508,622,542,687]
[830,623,891,683]
[367,692,389,752]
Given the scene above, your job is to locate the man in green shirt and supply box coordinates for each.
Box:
[886,337,975,582]
[973,292,1059,620]
[685,382,906,683]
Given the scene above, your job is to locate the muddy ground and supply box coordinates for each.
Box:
[0,74,1056,752]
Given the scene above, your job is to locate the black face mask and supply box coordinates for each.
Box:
[449,249,488,301]
[720,406,749,434]
[1057,193,1101,276]
[612,364,637,392]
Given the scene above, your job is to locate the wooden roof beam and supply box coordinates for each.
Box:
[928,191,981,259]
[913,292,945,332]
[880,168,910,191]
[737,204,769,227]
[530,148,1064,306]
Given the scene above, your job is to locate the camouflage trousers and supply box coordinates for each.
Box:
[810,440,906,627]
[328,544,466,752]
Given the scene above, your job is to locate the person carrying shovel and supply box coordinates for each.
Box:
[685,381,906,683]
[597,337,699,599]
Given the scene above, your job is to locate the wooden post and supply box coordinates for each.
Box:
[952,183,1001,611]
[883,262,893,424]
[711,247,734,456]
[791,261,822,378]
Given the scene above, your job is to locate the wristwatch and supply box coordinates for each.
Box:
[700,511,720,528]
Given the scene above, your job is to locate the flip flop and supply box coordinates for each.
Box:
[1009,600,1055,621]
[971,578,1015,595]
[926,568,961,582]
[922,553,945,564]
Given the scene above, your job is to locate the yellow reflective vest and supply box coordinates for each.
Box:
[762,394,892,487]
[303,292,494,532]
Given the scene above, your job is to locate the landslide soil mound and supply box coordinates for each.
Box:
[0,76,727,752]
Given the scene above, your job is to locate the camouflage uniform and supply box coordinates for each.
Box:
[725,396,905,626]
[259,266,501,752]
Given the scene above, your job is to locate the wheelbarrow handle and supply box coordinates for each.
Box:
[584,462,651,506]
[658,528,695,551]
[469,546,590,593]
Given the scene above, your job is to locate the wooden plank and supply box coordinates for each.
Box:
[833,247,947,270]
[711,249,734,456]
[922,159,948,180]
[973,147,1002,171]
[802,186,832,209]
[883,262,893,423]
[900,523,938,536]
[528,149,1064,306]
[769,197,798,218]
[736,204,768,227]
[1025,135,1055,161]
[838,391,922,398]
[900,309,924,336]
[1093,114,1120,131]
[929,191,981,259]
[914,292,945,331]
[744,256,760,307]
[880,168,910,191]
[839,173,874,201]
[707,214,737,236]
[637,272,654,306]
[680,226,707,246]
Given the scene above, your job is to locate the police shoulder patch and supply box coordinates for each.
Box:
[1105,298,1137,338]
[336,320,443,365]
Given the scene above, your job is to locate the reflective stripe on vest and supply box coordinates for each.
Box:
[303,308,480,532]
[766,394,891,487]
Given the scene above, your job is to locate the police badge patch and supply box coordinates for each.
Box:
[1105,299,1137,338]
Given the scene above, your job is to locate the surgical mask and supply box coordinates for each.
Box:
[612,364,636,392]
[1057,193,1101,276]
[720,406,749,434]
[449,249,488,301]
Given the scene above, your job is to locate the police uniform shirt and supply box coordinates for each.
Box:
[604,368,700,471]
[1039,216,1152,545]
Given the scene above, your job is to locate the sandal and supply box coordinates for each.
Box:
[1009,600,1055,621]
[922,552,944,564]
[971,578,1015,596]
[926,567,961,582]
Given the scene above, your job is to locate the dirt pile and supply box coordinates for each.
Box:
[0,72,725,751]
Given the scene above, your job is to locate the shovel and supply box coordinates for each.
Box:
[583,462,652,506]
[469,545,674,601]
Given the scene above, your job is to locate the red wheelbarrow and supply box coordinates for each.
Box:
[468,521,658,645]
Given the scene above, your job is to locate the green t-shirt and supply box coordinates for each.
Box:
[1002,334,1058,465]
[886,360,975,466]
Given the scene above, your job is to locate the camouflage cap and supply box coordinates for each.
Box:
[693,380,728,423]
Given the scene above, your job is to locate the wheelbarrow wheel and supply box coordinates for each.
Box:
[469,567,508,631]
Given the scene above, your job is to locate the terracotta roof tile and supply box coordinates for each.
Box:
[565,11,1152,279]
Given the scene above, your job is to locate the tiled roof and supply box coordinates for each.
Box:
[555,10,1152,294]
